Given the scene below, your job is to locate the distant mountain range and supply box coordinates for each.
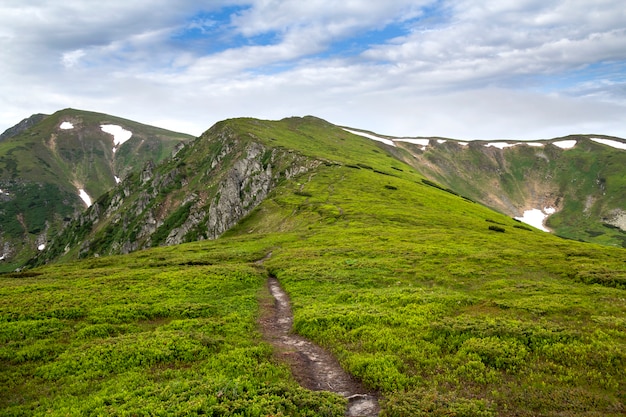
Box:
[1,109,625,271]
[345,128,626,246]
[0,109,193,270]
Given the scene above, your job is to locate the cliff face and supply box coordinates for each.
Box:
[34,121,322,264]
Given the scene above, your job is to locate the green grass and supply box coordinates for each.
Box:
[247,165,626,416]
[0,238,346,416]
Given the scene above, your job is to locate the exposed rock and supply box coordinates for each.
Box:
[606,209,626,232]
[140,160,156,185]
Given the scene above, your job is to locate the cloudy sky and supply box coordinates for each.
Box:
[1,1,625,139]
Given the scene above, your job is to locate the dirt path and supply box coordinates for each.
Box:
[258,276,380,417]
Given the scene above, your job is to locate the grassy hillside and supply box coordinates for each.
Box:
[0,108,192,192]
[2,127,624,416]
[0,108,193,271]
[394,135,626,247]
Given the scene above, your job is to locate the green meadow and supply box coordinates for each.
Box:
[0,238,346,416]
[2,161,624,416]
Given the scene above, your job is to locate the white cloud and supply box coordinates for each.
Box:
[62,50,85,68]
[1,0,625,140]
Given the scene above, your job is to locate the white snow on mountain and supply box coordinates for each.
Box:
[343,128,396,147]
[515,207,556,232]
[485,142,519,149]
[60,121,74,129]
[485,142,547,149]
[590,138,626,150]
[38,244,46,251]
[78,189,92,207]
[395,138,430,147]
[552,140,577,149]
[114,176,121,184]
[101,124,132,152]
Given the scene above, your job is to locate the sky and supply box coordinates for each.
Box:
[1,0,625,140]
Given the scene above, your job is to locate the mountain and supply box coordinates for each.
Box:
[397,135,626,246]
[30,116,626,268]
[343,129,626,247]
[0,109,193,271]
[2,115,624,416]
[32,116,341,263]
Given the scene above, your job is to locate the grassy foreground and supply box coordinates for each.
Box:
[2,161,625,416]
[0,238,345,416]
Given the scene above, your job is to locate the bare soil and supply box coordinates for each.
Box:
[258,276,380,417]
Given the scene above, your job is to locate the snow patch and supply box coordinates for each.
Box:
[458,142,469,146]
[437,139,447,144]
[552,140,577,149]
[485,142,520,149]
[395,138,431,147]
[343,128,396,147]
[78,189,92,207]
[38,244,46,251]
[114,176,121,184]
[590,138,626,150]
[60,121,74,129]
[526,142,544,147]
[0,254,5,261]
[515,207,556,232]
[101,124,133,152]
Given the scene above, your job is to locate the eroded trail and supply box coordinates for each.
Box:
[259,276,380,417]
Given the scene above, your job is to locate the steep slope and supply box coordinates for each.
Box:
[33,117,328,263]
[0,109,193,271]
[346,129,626,247]
[1,116,624,415]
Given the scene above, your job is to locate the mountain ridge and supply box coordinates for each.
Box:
[3,109,626,271]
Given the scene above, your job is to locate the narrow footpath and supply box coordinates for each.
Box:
[258,276,380,417]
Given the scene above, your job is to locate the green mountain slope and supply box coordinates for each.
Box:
[35,116,413,264]
[1,116,624,415]
[389,134,626,247]
[0,109,193,271]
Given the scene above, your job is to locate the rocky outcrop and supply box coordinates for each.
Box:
[166,143,321,245]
